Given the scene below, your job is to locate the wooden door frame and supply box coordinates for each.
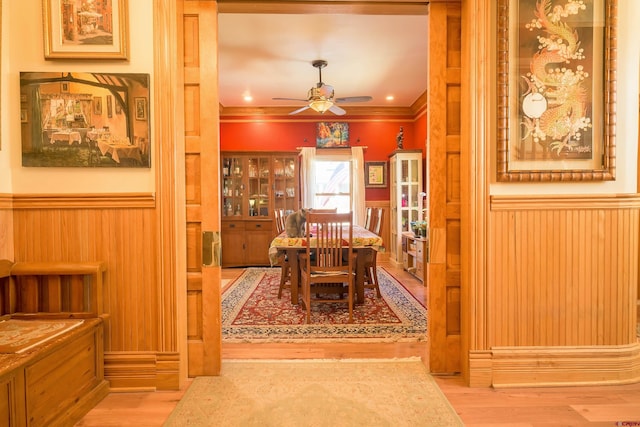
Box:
[155,0,188,387]
[155,0,473,384]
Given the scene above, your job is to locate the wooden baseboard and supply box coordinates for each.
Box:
[104,351,180,391]
[469,344,640,388]
[59,380,110,426]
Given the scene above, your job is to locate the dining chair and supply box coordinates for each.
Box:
[298,211,355,323]
[363,207,383,298]
[309,208,338,213]
[274,209,291,298]
[87,138,106,167]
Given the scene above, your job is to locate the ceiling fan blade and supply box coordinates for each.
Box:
[328,104,346,116]
[273,97,309,102]
[289,105,311,115]
[335,96,372,103]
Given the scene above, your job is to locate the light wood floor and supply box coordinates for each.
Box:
[76,262,640,426]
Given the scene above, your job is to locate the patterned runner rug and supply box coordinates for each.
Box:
[163,359,463,426]
[222,267,427,342]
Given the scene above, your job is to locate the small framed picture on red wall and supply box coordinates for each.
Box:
[365,161,387,188]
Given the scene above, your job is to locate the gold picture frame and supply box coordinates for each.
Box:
[365,161,387,188]
[496,0,617,182]
[42,0,129,60]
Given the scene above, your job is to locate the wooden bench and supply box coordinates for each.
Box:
[0,260,109,427]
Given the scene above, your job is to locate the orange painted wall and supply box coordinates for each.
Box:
[220,117,425,201]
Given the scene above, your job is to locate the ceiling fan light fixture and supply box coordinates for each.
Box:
[309,98,333,113]
[274,60,372,116]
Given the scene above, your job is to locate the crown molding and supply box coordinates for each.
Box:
[220,89,427,119]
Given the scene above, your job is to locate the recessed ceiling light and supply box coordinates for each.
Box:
[386,95,395,101]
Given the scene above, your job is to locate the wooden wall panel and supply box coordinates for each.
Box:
[12,195,159,353]
[489,196,640,348]
[184,85,201,137]
[185,223,201,273]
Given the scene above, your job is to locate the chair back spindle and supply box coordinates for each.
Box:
[364,207,373,230]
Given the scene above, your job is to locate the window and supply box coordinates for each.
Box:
[313,160,351,212]
[300,147,365,225]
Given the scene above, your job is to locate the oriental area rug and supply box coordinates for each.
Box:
[222,267,427,343]
[163,359,463,427]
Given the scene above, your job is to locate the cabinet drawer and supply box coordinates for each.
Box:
[245,221,271,232]
[416,262,424,280]
[222,221,243,231]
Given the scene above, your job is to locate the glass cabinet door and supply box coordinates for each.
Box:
[222,156,244,217]
[247,155,270,218]
[273,155,297,217]
[399,158,420,232]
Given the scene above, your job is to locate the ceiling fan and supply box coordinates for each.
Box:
[272,60,372,116]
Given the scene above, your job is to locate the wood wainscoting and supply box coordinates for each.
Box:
[0,195,14,260]
[469,194,640,387]
[11,193,179,391]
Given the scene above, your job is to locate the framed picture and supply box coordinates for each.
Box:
[93,96,102,115]
[316,122,349,148]
[19,71,151,168]
[496,0,617,182]
[365,161,387,188]
[42,0,129,60]
[134,97,147,120]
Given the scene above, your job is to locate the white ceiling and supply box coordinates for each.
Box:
[217,13,429,111]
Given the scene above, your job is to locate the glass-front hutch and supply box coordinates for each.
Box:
[389,149,423,265]
[221,152,299,266]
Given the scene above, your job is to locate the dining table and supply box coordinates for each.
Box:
[50,130,82,145]
[97,138,142,164]
[268,224,384,305]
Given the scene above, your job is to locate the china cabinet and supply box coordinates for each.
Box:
[221,152,298,266]
[388,149,423,266]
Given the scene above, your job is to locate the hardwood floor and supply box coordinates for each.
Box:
[76,262,640,426]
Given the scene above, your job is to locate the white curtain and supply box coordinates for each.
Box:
[351,146,365,226]
[299,147,316,209]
